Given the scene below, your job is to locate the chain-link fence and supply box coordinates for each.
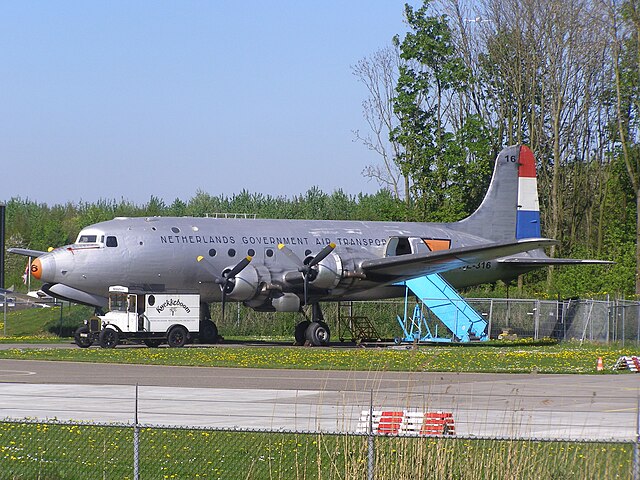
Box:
[378,298,640,345]
[220,297,640,345]
[0,419,636,479]
[464,298,640,344]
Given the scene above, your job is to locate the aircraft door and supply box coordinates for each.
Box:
[385,237,412,257]
[385,237,432,257]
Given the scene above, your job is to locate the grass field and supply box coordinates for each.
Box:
[0,304,636,373]
[0,303,91,339]
[0,340,635,374]
[0,421,633,480]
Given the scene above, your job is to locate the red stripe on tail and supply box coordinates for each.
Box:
[518,146,536,178]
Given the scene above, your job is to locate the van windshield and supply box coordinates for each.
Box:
[109,293,128,312]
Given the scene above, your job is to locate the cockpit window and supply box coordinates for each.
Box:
[78,235,98,243]
[106,236,118,247]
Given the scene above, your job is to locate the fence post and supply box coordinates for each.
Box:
[488,299,493,339]
[134,383,140,480]
[368,389,375,480]
[533,301,537,339]
[623,303,626,348]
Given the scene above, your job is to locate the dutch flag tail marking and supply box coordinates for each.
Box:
[515,146,541,239]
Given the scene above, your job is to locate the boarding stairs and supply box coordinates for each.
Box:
[396,274,488,343]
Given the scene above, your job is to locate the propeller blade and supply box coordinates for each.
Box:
[278,244,304,267]
[221,286,227,323]
[196,256,224,283]
[219,256,252,322]
[226,256,252,279]
[307,242,336,268]
[303,274,310,307]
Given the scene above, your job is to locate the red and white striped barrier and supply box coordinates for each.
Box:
[613,356,640,372]
[357,410,455,436]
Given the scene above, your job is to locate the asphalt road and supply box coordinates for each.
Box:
[0,359,637,440]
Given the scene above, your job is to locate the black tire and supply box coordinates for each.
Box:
[98,328,119,349]
[305,321,330,346]
[199,320,219,344]
[294,320,311,345]
[167,326,188,348]
[74,325,93,348]
[144,339,163,348]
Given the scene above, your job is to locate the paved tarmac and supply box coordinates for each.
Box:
[0,359,637,440]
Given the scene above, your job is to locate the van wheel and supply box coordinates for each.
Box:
[74,325,93,348]
[167,326,188,348]
[99,328,119,349]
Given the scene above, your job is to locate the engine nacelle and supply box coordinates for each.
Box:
[308,252,343,290]
[222,264,262,301]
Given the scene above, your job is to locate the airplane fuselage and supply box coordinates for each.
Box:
[32,216,533,308]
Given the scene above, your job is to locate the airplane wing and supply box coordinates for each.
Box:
[7,247,46,257]
[360,238,557,282]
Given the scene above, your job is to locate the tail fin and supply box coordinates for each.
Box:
[451,145,541,242]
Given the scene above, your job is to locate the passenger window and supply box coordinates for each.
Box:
[106,236,118,247]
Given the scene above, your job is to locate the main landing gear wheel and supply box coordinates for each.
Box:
[294,321,311,345]
[99,328,119,349]
[199,320,219,344]
[167,326,188,348]
[305,321,330,347]
[74,325,93,348]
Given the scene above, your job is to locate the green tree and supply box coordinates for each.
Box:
[608,0,640,294]
[391,0,492,221]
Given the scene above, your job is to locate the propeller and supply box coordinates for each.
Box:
[197,255,252,320]
[278,242,336,305]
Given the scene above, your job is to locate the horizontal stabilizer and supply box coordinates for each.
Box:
[499,257,613,266]
[361,238,557,282]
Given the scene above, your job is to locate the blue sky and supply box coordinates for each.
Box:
[1,1,413,206]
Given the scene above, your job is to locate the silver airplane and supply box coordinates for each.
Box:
[9,145,605,345]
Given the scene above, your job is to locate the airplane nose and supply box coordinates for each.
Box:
[31,258,43,280]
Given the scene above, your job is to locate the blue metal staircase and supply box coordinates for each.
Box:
[396,274,488,343]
